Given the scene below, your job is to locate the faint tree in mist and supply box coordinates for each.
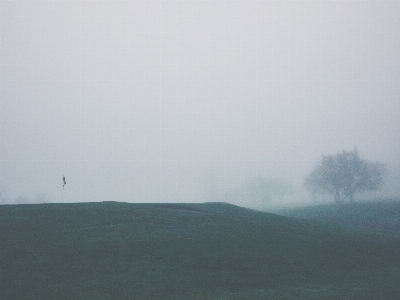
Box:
[304,149,386,203]
[227,176,294,208]
[265,178,295,202]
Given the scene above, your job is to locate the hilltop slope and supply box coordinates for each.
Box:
[1,202,400,300]
[274,199,400,236]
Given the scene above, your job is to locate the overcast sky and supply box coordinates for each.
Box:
[1,1,399,204]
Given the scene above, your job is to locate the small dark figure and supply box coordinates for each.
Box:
[63,175,66,189]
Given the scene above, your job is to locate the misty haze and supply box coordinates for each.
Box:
[2,2,400,299]
[1,1,399,207]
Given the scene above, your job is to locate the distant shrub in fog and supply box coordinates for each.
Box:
[227,176,294,208]
[11,193,52,205]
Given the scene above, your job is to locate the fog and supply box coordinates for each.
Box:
[1,1,399,207]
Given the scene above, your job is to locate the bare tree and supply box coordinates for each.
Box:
[304,149,386,203]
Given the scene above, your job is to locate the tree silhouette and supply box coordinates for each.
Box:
[304,149,386,203]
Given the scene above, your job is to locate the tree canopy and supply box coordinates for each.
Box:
[304,149,386,203]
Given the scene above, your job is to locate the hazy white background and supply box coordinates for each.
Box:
[1,1,399,205]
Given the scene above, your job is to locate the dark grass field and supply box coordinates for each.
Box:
[1,201,400,299]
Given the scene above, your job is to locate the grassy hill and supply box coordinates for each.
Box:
[273,198,400,237]
[1,201,400,299]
